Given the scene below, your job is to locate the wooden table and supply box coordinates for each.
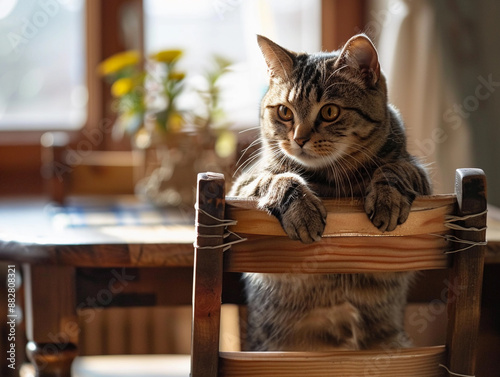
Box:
[1,196,499,377]
[0,196,196,377]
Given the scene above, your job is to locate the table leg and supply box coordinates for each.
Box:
[23,264,78,377]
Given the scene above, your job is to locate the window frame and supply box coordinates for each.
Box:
[0,0,134,195]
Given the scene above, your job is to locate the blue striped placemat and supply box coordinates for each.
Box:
[47,202,193,228]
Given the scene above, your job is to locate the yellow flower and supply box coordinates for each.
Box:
[168,71,186,81]
[111,78,134,97]
[98,51,140,76]
[215,130,236,158]
[150,49,183,64]
[169,112,184,132]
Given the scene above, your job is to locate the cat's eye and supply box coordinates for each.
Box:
[320,104,340,122]
[277,105,293,121]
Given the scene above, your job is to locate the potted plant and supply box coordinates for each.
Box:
[99,49,236,208]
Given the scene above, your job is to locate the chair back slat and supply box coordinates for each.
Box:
[227,195,456,237]
[219,346,446,377]
[225,195,456,273]
[225,234,449,273]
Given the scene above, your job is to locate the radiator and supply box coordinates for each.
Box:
[78,304,240,355]
[78,306,192,355]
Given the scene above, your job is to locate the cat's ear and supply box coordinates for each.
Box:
[337,34,380,86]
[257,35,295,80]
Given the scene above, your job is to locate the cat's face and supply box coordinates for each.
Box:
[258,35,388,170]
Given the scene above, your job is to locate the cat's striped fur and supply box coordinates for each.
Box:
[230,35,431,351]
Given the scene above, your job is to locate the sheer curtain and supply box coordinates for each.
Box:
[432,0,500,210]
[373,0,473,194]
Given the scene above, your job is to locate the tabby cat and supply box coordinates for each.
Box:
[229,34,431,351]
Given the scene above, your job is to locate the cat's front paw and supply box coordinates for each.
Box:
[280,191,327,243]
[257,174,327,243]
[364,183,413,232]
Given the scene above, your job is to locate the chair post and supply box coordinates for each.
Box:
[446,168,487,375]
[191,172,226,377]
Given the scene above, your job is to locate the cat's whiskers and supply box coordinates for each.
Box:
[333,141,385,191]
[238,126,261,134]
[235,139,281,172]
[233,148,266,178]
[233,154,261,178]
[344,142,393,186]
[335,154,361,201]
[234,139,263,173]
[243,137,263,153]
[237,144,283,178]
[337,141,382,170]
[322,82,353,97]
[321,59,328,86]
[322,64,354,97]
[324,159,339,200]
[322,155,343,200]
[323,64,349,86]
[275,148,290,173]
[328,153,353,199]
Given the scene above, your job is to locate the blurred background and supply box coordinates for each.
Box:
[0,1,499,376]
[0,0,498,204]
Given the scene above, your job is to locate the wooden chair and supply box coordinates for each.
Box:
[191,168,487,377]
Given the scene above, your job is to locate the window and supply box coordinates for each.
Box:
[0,0,86,131]
[144,0,321,128]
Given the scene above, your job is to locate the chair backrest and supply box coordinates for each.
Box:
[191,169,487,377]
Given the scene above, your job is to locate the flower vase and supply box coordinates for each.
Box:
[133,131,234,210]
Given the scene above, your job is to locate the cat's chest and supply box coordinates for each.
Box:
[309,180,366,198]
[303,168,373,198]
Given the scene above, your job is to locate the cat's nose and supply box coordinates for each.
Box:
[294,136,310,147]
[293,125,311,147]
